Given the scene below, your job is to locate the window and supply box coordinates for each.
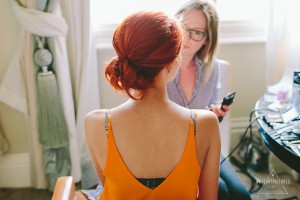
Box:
[216,0,270,21]
[91,0,270,47]
[91,0,188,25]
[216,0,270,43]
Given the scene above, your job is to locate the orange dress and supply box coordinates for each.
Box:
[100,114,201,200]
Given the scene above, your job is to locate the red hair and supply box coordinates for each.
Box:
[105,11,182,100]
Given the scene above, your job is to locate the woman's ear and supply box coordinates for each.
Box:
[166,64,171,73]
[166,61,180,82]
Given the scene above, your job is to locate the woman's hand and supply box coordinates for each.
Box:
[206,104,230,118]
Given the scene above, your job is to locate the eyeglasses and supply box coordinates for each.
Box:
[182,26,207,42]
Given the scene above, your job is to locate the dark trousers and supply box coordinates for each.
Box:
[218,154,252,200]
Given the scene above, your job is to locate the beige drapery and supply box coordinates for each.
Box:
[14,0,47,188]
[0,0,83,188]
[0,123,9,158]
[0,0,100,188]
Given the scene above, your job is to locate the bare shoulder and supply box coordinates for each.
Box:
[193,109,221,167]
[196,109,219,124]
[194,109,220,142]
[85,109,106,124]
[84,109,107,138]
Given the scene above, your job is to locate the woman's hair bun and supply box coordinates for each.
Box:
[104,11,183,100]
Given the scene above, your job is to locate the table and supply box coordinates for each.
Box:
[255,96,300,173]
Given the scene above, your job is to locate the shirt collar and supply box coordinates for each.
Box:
[175,56,203,83]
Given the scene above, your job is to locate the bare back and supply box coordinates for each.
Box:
[85,99,220,185]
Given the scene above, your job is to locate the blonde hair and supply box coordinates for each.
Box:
[176,0,219,82]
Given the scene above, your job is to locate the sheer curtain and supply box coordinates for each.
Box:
[265,0,300,94]
[60,0,100,189]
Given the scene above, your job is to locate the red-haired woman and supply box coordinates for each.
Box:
[80,11,220,200]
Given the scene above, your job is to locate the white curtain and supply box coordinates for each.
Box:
[0,0,95,188]
[60,0,101,188]
[265,0,300,93]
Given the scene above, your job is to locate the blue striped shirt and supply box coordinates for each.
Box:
[167,57,221,109]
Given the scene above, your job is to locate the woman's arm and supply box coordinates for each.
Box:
[84,110,107,184]
[204,61,230,118]
[196,111,221,200]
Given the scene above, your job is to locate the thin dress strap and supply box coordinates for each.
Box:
[104,109,110,137]
[190,109,197,136]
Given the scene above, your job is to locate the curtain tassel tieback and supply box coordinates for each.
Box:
[34,36,69,149]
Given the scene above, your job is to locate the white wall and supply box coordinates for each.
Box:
[219,43,267,118]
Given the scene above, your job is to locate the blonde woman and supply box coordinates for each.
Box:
[167,1,251,200]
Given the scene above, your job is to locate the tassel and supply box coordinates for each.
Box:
[34,1,71,191]
[36,71,69,148]
[34,39,69,149]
